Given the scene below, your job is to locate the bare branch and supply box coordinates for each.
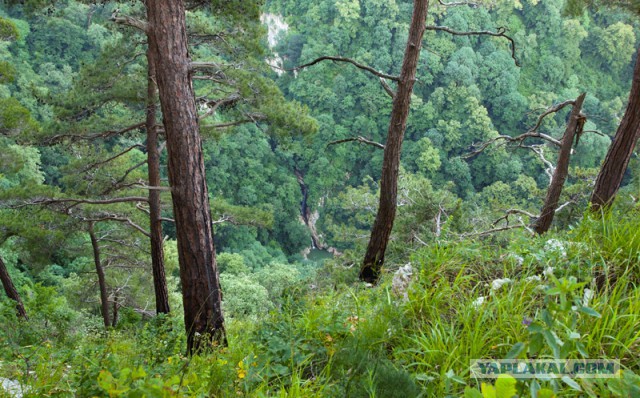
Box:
[463,224,525,238]
[82,144,144,172]
[492,208,537,227]
[83,214,151,238]
[437,0,478,6]
[465,99,577,158]
[527,145,555,181]
[327,136,385,149]
[99,160,148,196]
[379,78,396,99]
[529,99,575,134]
[110,11,148,33]
[198,93,241,119]
[46,122,145,145]
[426,26,519,66]
[286,56,400,82]
[17,196,149,210]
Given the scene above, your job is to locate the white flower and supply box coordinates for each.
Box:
[583,288,594,306]
[543,267,555,278]
[525,275,542,282]
[509,254,524,266]
[545,239,567,257]
[472,296,486,308]
[491,278,512,291]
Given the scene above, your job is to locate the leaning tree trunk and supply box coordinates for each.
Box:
[360,0,429,284]
[0,255,27,320]
[146,0,226,353]
[590,49,640,212]
[146,38,171,315]
[88,222,111,328]
[534,93,586,234]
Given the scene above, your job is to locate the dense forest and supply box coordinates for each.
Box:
[0,0,639,396]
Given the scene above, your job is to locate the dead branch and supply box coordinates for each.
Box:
[82,144,144,173]
[110,11,148,33]
[465,99,576,158]
[82,214,150,238]
[526,145,555,181]
[437,0,478,6]
[99,160,148,196]
[287,56,400,82]
[202,119,256,129]
[492,208,537,227]
[16,196,149,210]
[379,78,396,99]
[46,122,145,145]
[327,136,385,149]
[198,93,241,119]
[463,224,525,238]
[426,26,519,66]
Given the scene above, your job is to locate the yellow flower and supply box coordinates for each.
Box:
[237,369,247,379]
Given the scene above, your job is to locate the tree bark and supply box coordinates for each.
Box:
[146,0,226,353]
[590,49,640,212]
[360,0,429,284]
[534,93,586,235]
[88,222,110,328]
[0,255,28,320]
[146,38,171,315]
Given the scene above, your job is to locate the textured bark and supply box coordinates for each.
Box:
[88,222,110,328]
[534,93,586,235]
[590,49,640,212]
[360,0,429,284]
[146,0,226,353]
[0,255,27,320]
[146,39,170,315]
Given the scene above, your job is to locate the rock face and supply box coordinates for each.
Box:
[392,263,413,302]
[260,13,289,75]
[1,378,23,397]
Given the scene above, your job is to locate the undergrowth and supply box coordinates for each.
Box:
[0,213,639,397]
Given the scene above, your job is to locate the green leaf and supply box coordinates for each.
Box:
[561,375,582,391]
[536,388,556,398]
[527,322,544,333]
[546,287,562,295]
[506,342,526,359]
[542,330,561,358]
[495,374,517,398]
[481,382,497,398]
[578,306,601,318]
[575,341,588,357]
[530,379,540,397]
[529,333,544,356]
[464,387,484,398]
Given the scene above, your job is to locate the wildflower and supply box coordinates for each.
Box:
[522,317,532,326]
[543,267,555,278]
[472,296,485,308]
[583,288,594,306]
[491,278,512,291]
[525,275,542,282]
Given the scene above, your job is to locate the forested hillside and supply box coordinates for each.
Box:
[0,0,639,396]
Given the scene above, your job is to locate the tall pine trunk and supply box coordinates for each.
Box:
[360,0,429,284]
[146,38,170,315]
[88,222,110,328]
[146,0,226,353]
[590,49,640,211]
[534,93,586,234]
[0,255,27,320]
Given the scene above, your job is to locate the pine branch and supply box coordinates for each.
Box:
[426,26,519,66]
